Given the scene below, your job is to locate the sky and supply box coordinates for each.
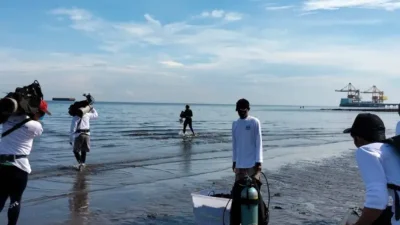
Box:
[1,0,400,106]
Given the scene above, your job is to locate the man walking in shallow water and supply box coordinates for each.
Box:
[230,98,268,225]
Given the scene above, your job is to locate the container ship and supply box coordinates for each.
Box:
[335,83,397,108]
[52,97,75,101]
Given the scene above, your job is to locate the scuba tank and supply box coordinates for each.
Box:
[240,176,259,225]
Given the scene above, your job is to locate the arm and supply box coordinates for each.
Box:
[70,117,79,143]
[86,107,98,119]
[232,122,237,171]
[353,147,388,225]
[254,119,263,165]
[28,121,43,138]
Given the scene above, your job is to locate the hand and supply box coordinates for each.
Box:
[69,142,72,146]
[232,162,236,172]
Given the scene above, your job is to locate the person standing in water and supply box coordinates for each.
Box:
[230,98,268,225]
[182,105,195,135]
[0,100,50,225]
[70,105,98,170]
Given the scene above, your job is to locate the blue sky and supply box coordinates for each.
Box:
[1,0,400,106]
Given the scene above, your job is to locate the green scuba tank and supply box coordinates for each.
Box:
[240,176,259,225]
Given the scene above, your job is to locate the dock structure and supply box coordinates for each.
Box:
[335,83,397,108]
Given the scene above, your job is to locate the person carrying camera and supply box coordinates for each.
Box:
[69,99,98,170]
[0,99,50,225]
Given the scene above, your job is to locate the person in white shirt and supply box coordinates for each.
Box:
[230,98,268,225]
[0,99,50,225]
[70,105,98,170]
[343,113,400,225]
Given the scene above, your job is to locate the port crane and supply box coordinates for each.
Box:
[335,83,361,102]
[361,85,388,103]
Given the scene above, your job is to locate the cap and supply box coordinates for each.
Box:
[343,113,385,141]
[39,100,51,115]
[236,98,250,111]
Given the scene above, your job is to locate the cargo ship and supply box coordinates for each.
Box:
[335,83,397,108]
[52,97,75,101]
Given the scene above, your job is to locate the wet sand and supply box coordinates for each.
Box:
[1,141,365,225]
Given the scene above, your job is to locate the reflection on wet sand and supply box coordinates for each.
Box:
[180,139,193,173]
[68,171,90,225]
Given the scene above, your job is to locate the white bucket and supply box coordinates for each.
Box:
[191,189,232,225]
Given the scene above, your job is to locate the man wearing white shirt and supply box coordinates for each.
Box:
[343,113,400,225]
[230,98,268,225]
[70,106,98,170]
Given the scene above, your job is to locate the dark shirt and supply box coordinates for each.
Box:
[184,109,193,119]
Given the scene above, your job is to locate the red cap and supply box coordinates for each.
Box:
[39,100,51,115]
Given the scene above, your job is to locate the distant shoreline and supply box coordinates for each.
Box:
[48,100,333,108]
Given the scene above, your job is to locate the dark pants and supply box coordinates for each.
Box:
[73,133,90,164]
[230,172,269,225]
[183,118,194,134]
[0,165,28,225]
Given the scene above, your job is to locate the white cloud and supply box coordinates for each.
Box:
[265,5,294,10]
[200,10,243,21]
[159,60,184,67]
[303,0,400,11]
[1,7,400,105]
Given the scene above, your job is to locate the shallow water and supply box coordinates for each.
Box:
[0,102,399,225]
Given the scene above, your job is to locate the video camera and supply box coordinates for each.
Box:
[0,80,44,124]
[68,93,95,118]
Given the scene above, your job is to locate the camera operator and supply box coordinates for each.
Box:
[0,99,50,225]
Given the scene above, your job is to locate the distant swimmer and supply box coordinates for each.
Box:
[181,105,195,135]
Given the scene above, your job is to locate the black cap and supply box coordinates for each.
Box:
[343,113,386,141]
[236,98,250,111]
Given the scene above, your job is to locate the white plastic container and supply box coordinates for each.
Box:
[191,189,232,225]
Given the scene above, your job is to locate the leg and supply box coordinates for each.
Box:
[7,167,28,225]
[183,120,188,134]
[73,152,81,163]
[230,180,242,225]
[81,151,87,164]
[251,170,269,225]
[188,120,195,135]
[80,135,90,164]
[73,135,83,164]
[0,166,10,212]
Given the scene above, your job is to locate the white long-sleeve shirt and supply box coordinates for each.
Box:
[70,108,98,143]
[356,142,400,225]
[232,115,263,169]
[396,121,400,135]
[0,115,43,174]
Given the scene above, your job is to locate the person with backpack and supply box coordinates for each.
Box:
[69,105,98,170]
[343,113,400,225]
[0,100,50,225]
